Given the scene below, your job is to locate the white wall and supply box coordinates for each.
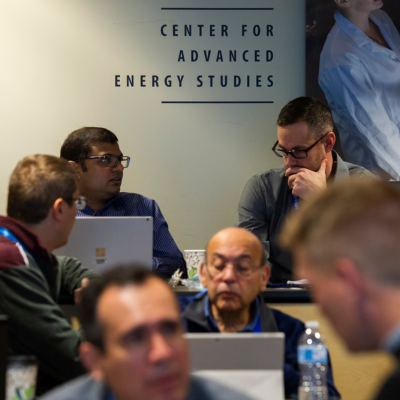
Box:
[0,0,305,250]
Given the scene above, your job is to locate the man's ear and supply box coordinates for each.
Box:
[79,342,105,381]
[199,262,208,288]
[260,265,271,290]
[334,0,350,8]
[68,160,83,177]
[324,132,336,154]
[51,198,65,223]
[334,258,366,295]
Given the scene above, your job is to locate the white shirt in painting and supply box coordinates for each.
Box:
[319,10,400,180]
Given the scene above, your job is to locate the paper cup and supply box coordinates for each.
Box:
[184,250,205,282]
[6,356,38,400]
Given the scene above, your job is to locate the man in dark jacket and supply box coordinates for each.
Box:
[0,154,98,395]
[281,179,400,400]
[182,227,340,399]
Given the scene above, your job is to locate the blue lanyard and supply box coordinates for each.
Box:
[292,195,299,211]
[0,227,31,258]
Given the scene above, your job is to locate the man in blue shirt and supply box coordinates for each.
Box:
[60,127,187,278]
[182,227,340,399]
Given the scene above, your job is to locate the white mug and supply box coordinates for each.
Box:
[184,250,205,282]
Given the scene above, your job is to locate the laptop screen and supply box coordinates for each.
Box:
[54,217,153,272]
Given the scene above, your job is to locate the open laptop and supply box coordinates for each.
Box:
[54,217,153,272]
[0,315,8,400]
[185,333,285,400]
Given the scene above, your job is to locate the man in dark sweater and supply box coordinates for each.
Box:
[0,155,98,395]
[182,227,340,399]
[237,97,372,283]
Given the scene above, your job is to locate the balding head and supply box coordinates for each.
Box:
[206,227,265,267]
[201,227,270,319]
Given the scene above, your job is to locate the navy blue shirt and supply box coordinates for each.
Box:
[77,192,187,278]
[204,294,262,333]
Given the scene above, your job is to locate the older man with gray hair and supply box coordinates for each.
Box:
[182,227,340,399]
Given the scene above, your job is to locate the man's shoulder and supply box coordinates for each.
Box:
[244,166,286,191]
[270,308,305,335]
[41,375,105,400]
[116,192,158,210]
[335,152,374,179]
[252,166,286,181]
[374,363,400,400]
[118,192,154,202]
[345,161,374,178]
[182,292,210,332]
[0,236,28,270]
[187,375,254,400]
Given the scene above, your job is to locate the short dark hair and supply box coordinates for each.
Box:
[78,266,168,351]
[60,127,119,170]
[7,155,77,224]
[277,97,334,139]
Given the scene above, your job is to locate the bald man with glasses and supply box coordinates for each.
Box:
[237,97,372,283]
[182,227,340,399]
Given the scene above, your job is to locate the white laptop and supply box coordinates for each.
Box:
[185,333,285,400]
[54,217,153,272]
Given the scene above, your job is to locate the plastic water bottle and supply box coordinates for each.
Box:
[298,321,328,400]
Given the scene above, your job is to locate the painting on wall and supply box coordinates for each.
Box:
[305,0,400,180]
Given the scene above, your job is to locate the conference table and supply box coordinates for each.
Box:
[175,285,312,304]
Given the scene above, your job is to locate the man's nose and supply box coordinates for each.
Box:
[112,161,124,172]
[148,333,173,363]
[220,263,237,282]
[285,153,298,167]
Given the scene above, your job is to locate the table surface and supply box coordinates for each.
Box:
[174,286,312,304]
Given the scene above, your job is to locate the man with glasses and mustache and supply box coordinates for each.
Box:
[61,127,186,279]
[0,155,99,395]
[237,97,372,283]
[182,227,340,399]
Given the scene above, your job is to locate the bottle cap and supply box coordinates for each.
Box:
[305,321,319,329]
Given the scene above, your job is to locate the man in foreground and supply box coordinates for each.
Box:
[280,178,400,400]
[60,126,186,278]
[42,267,254,400]
[0,155,98,395]
[237,96,372,282]
[182,227,340,399]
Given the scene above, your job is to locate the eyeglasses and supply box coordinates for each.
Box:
[78,155,130,168]
[207,256,262,278]
[272,132,329,159]
[64,196,86,210]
